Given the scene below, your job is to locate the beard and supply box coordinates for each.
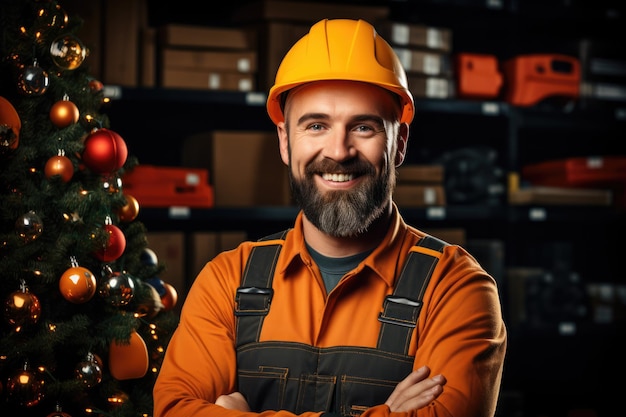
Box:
[289,157,395,238]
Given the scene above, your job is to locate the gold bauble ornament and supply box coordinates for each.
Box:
[50,98,79,128]
[118,194,139,222]
[50,34,86,70]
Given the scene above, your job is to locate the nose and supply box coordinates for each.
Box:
[322,128,356,162]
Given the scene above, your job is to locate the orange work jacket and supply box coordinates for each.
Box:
[153,205,507,417]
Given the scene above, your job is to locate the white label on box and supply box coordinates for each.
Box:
[482,102,501,115]
[246,92,266,105]
[426,78,449,98]
[169,206,190,218]
[186,173,200,186]
[237,58,251,73]
[208,73,221,89]
[395,48,412,70]
[587,156,603,169]
[239,78,252,91]
[423,54,441,75]
[426,28,441,49]
[391,23,410,45]
[528,207,547,221]
[424,187,436,204]
[426,206,446,220]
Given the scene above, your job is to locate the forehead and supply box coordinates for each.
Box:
[285,80,399,118]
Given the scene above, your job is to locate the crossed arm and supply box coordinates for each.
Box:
[215,366,446,413]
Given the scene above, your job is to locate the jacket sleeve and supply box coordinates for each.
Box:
[152,247,325,417]
[361,245,507,417]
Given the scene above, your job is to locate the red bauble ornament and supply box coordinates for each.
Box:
[93,224,126,262]
[82,128,128,174]
[50,99,79,128]
[59,266,97,303]
[117,194,139,222]
[88,79,103,92]
[44,154,74,182]
[161,282,178,311]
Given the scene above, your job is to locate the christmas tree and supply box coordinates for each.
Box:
[0,1,179,415]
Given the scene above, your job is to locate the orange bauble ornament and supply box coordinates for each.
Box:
[59,266,97,303]
[44,153,74,182]
[50,98,79,128]
[161,282,178,311]
[0,95,21,150]
[109,330,149,380]
[117,194,139,222]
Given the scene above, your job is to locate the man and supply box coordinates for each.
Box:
[153,18,506,417]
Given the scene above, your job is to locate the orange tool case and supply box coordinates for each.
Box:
[122,165,214,208]
[455,53,503,99]
[502,54,581,106]
[521,156,626,188]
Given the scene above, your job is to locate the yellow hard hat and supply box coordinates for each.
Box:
[266,19,414,125]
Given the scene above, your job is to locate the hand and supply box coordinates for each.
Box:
[385,366,446,412]
[215,392,251,411]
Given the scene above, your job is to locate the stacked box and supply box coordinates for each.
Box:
[578,39,626,110]
[181,130,291,207]
[156,24,258,91]
[394,164,446,207]
[232,0,390,92]
[378,21,455,99]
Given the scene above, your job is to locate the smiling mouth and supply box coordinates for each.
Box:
[321,173,355,182]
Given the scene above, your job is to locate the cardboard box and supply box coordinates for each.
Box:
[159,24,255,50]
[181,130,291,207]
[254,21,311,92]
[397,164,444,184]
[394,184,446,207]
[233,0,389,23]
[407,75,455,99]
[101,0,148,86]
[379,21,453,52]
[160,68,255,91]
[394,48,452,76]
[508,186,612,206]
[161,48,257,73]
[139,27,156,87]
[188,231,248,278]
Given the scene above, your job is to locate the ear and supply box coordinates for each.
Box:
[394,122,409,167]
[277,122,289,166]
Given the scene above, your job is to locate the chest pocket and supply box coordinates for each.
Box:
[235,231,447,415]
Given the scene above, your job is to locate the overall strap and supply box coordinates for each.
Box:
[377,235,447,355]
[235,229,289,347]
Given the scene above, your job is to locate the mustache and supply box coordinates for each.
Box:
[305,158,376,177]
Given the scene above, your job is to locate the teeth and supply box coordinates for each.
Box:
[322,173,354,182]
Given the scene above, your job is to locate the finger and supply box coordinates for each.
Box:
[385,366,430,406]
[386,373,447,412]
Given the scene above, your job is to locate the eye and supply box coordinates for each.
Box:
[306,123,326,132]
[351,124,380,138]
